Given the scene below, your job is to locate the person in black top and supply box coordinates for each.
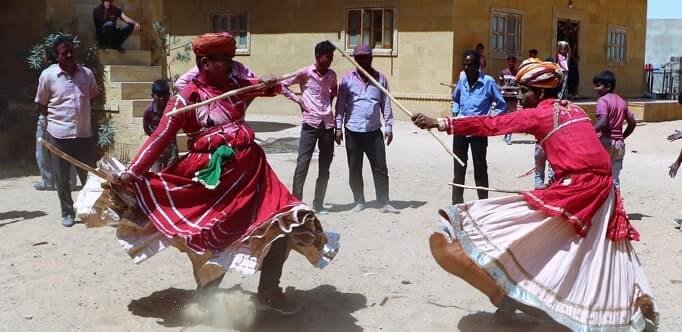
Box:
[142,79,178,172]
[93,0,141,50]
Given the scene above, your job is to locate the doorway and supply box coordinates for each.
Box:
[556,19,581,98]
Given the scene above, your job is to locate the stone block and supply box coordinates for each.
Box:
[104,65,162,83]
[98,49,152,66]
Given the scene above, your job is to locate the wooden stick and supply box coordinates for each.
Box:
[166,72,298,117]
[448,182,523,194]
[440,82,456,89]
[39,137,114,182]
[332,42,465,166]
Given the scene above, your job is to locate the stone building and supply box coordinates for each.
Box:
[2,0,650,154]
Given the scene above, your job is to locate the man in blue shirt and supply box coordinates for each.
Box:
[450,50,506,204]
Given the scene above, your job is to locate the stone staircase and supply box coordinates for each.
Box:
[98,43,190,157]
[72,0,183,159]
[98,34,162,158]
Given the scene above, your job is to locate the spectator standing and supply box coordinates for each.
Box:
[280,41,337,214]
[34,36,99,227]
[143,79,178,172]
[335,45,398,214]
[450,50,505,204]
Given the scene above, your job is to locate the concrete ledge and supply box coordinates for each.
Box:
[104,65,162,83]
[98,49,151,66]
[576,100,682,122]
[105,82,155,101]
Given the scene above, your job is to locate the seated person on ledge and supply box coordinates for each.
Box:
[93,0,141,51]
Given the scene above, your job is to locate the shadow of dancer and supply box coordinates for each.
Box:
[0,210,47,227]
[328,200,427,213]
[457,311,570,332]
[128,284,367,331]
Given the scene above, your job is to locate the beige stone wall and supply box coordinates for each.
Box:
[164,0,647,116]
[0,1,47,100]
[454,0,647,98]
[165,0,455,118]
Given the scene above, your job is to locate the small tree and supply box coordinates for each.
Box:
[27,32,99,74]
[152,20,191,92]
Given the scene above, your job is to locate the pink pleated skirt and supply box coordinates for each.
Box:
[439,189,658,331]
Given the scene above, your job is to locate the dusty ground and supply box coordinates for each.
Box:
[1,114,682,332]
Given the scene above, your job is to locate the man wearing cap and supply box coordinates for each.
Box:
[335,44,398,214]
[114,33,337,315]
[411,59,657,331]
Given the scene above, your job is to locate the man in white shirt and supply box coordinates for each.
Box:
[34,36,99,227]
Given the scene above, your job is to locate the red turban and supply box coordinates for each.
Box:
[191,32,237,57]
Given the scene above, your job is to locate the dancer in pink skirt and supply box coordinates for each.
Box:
[412,59,658,331]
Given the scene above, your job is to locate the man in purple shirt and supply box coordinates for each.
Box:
[281,41,337,214]
[335,45,398,214]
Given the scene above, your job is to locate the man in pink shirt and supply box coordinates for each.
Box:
[34,36,99,227]
[593,70,636,189]
[281,41,337,214]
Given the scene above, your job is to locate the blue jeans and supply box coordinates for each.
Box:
[36,115,77,188]
[36,115,54,187]
[534,144,554,188]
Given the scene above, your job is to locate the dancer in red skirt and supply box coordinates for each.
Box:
[115,32,337,315]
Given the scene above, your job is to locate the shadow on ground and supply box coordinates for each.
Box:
[0,160,40,180]
[510,139,536,145]
[457,311,570,332]
[0,210,47,227]
[247,121,297,133]
[328,200,427,213]
[259,137,300,154]
[628,213,652,221]
[128,284,366,331]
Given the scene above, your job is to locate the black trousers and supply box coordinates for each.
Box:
[452,135,489,204]
[201,237,289,295]
[345,129,389,204]
[292,123,334,210]
[45,132,98,217]
[98,21,134,49]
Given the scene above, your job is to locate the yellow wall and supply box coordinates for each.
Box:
[454,0,647,98]
[165,0,455,118]
[164,0,647,117]
[0,1,46,99]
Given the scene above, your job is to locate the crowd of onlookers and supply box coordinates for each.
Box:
[31,1,682,228]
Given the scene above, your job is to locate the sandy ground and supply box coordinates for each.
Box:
[1,114,682,332]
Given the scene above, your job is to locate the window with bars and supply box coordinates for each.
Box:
[346,8,395,53]
[490,12,521,57]
[210,13,249,54]
[607,28,627,64]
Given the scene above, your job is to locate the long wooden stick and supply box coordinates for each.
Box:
[449,182,522,194]
[440,82,456,89]
[39,137,114,182]
[332,43,465,166]
[166,72,298,117]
